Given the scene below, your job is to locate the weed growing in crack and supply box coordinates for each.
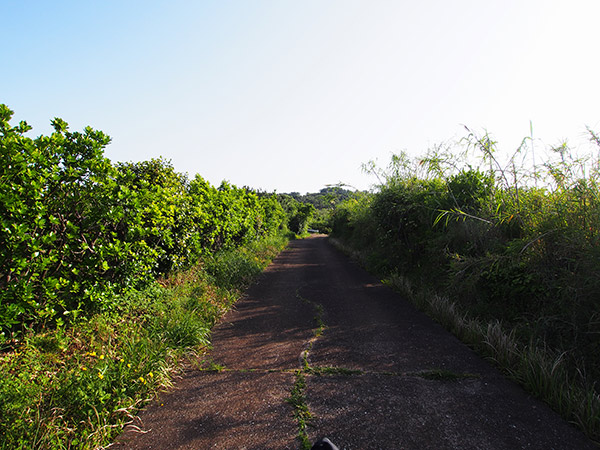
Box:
[286,371,312,450]
[313,304,325,337]
[199,359,226,372]
[301,348,312,371]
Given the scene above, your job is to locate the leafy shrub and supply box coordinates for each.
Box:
[0,105,118,330]
[0,105,289,338]
[447,169,493,211]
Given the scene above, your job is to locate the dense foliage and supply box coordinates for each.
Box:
[331,135,600,421]
[282,187,355,233]
[0,104,286,340]
[0,105,291,449]
[277,194,315,235]
[285,187,354,210]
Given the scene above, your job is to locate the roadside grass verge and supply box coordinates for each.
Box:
[0,233,288,450]
[329,237,600,443]
[389,272,600,443]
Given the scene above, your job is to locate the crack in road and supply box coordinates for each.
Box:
[198,285,485,450]
[286,283,486,449]
[296,285,325,370]
[289,284,328,448]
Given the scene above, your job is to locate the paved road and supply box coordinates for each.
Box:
[114,236,595,449]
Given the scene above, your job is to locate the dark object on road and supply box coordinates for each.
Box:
[311,437,339,450]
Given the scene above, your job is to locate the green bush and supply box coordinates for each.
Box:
[332,134,600,382]
[0,105,292,449]
[0,231,289,449]
[277,194,315,235]
[0,105,119,330]
[0,105,289,338]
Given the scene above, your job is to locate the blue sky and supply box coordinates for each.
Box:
[3,1,600,193]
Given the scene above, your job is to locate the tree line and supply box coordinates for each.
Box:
[0,104,313,339]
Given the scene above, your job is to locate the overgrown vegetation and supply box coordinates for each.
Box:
[277,194,316,236]
[6,102,600,444]
[0,234,287,449]
[329,128,600,441]
[281,187,355,234]
[0,105,290,449]
[1,103,290,338]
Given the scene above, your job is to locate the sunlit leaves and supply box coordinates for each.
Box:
[0,105,288,337]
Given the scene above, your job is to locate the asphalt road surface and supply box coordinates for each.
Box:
[114,235,595,449]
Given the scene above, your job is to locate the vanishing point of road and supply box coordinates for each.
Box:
[115,235,595,449]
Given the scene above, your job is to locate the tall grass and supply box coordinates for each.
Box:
[330,127,600,441]
[0,233,288,449]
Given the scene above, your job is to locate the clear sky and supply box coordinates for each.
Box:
[3,0,600,193]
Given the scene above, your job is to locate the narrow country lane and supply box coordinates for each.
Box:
[114,236,595,450]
